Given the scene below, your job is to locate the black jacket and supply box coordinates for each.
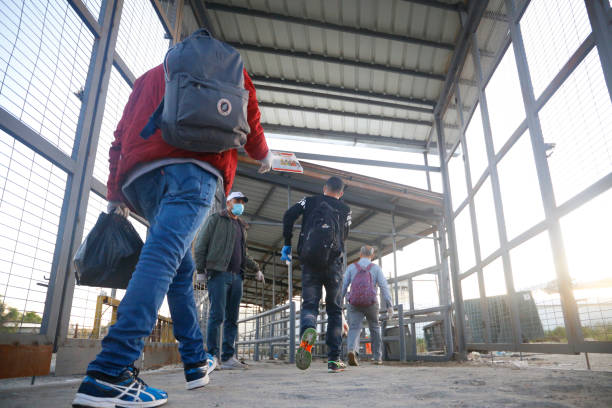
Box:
[282,194,352,256]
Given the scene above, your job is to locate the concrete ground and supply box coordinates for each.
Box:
[1,358,612,408]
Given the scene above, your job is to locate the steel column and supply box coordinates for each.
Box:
[398,304,406,362]
[289,301,296,363]
[455,85,492,344]
[287,186,293,303]
[435,114,467,358]
[584,0,612,103]
[272,255,276,306]
[254,316,260,361]
[470,32,522,348]
[45,0,125,348]
[391,214,399,306]
[504,0,583,348]
[407,278,417,358]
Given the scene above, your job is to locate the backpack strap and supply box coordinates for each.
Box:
[140,98,164,139]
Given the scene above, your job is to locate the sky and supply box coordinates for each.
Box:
[0,0,610,338]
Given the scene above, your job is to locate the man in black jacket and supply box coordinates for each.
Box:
[281,176,351,373]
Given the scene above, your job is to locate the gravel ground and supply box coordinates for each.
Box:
[1,357,612,408]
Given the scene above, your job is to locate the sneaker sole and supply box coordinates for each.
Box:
[73,393,167,407]
[296,328,317,370]
[347,351,358,366]
[328,368,345,373]
[186,374,210,390]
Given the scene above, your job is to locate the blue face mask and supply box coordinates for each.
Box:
[231,203,244,216]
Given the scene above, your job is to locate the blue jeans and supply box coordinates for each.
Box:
[206,271,243,361]
[300,260,343,361]
[87,163,217,376]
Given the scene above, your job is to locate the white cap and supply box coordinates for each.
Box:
[226,191,248,202]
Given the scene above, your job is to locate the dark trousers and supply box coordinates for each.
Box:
[300,259,343,361]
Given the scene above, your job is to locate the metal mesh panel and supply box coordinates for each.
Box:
[82,0,102,20]
[520,0,591,98]
[473,177,499,259]
[497,131,545,240]
[93,67,132,184]
[0,0,94,155]
[0,130,67,334]
[484,43,526,152]
[460,273,480,343]
[483,257,506,298]
[510,230,567,343]
[412,275,440,309]
[397,237,437,275]
[539,49,612,205]
[115,0,170,78]
[454,207,476,273]
[561,188,612,342]
[464,104,488,185]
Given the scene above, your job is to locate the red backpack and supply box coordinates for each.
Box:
[348,263,377,307]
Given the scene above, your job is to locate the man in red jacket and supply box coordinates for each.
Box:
[72,63,271,407]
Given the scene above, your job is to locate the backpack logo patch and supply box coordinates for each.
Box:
[217,98,232,116]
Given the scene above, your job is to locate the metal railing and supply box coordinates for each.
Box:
[236,301,452,363]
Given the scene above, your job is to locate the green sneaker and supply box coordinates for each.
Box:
[296,328,317,370]
[328,360,346,373]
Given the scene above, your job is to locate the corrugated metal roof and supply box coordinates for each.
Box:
[203,0,510,149]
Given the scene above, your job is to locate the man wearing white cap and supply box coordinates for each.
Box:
[194,191,263,370]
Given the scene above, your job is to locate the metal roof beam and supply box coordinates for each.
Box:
[293,152,440,172]
[399,0,465,12]
[229,42,446,82]
[253,185,276,217]
[251,75,436,107]
[262,124,451,153]
[258,102,433,127]
[434,1,490,117]
[255,84,433,114]
[206,2,456,52]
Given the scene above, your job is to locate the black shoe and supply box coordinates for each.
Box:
[184,361,210,390]
[328,360,346,373]
[348,351,359,366]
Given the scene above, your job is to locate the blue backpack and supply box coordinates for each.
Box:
[141,29,250,152]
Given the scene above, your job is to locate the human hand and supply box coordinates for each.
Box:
[256,270,264,281]
[258,150,273,173]
[280,245,292,262]
[107,201,129,218]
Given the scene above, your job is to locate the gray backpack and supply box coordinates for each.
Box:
[141,29,250,152]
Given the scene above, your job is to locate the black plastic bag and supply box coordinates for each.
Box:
[74,212,144,289]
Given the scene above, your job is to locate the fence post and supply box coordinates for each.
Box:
[254,316,260,361]
[398,304,406,362]
[289,301,296,363]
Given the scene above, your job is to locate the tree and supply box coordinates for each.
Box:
[0,299,42,330]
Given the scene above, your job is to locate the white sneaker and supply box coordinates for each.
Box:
[207,356,217,374]
[221,356,248,370]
